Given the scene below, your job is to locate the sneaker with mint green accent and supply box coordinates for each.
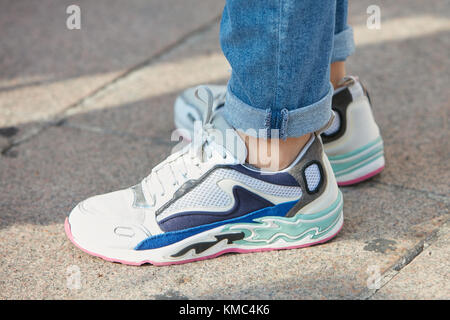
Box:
[321,76,385,185]
[173,76,385,186]
[65,87,343,266]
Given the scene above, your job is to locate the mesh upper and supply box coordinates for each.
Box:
[158,168,302,220]
[304,163,321,192]
[323,111,341,136]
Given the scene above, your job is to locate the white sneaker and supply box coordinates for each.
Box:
[66,87,343,266]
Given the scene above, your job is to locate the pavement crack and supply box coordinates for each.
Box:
[357,220,447,299]
[1,122,50,156]
[60,14,221,117]
[1,14,221,155]
[62,121,176,147]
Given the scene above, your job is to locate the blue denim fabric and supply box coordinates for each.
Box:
[221,0,354,138]
[333,0,355,62]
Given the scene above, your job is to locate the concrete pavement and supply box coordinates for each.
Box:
[0,0,449,299]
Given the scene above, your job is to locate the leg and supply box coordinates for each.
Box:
[330,0,355,88]
[221,0,336,169]
[174,0,384,184]
[66,0,344,265]
[330,61,346,89]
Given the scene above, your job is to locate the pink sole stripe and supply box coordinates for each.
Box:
[65,218,342,267]
[337,165,384,186]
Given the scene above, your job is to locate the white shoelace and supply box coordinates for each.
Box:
[143,86,228,206]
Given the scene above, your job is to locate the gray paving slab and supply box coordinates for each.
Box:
[0,108,448,300]
[0,0,223,128]
[371,222,450,300]
[347,32,450,196]
[64,23,228,139]
[347,1,450,196]
[1,0,449,300]
[64,0,450,197]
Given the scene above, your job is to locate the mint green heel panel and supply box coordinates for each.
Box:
[334,152,384,178]
[221,191,343,246]
[329,137,384,175]
[331,147,383,174]
[328,136,383,161]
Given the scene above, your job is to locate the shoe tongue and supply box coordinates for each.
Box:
[337,75,357,87]
[336,75,365,98]
[209,111,247,164]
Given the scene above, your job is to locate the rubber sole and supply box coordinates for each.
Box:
[328,137,385,186]
[337,164,384,186]
[65,192,344,266]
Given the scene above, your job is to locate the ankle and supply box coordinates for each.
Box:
[330,61,346,89]
[237,131,312,171]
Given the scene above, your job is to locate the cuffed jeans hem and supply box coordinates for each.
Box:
[223,83,333,139]
[331,26,355,63]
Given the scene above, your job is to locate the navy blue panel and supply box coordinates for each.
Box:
[134,199,297,251]
[158,186,273,232]
[230,165,299,186]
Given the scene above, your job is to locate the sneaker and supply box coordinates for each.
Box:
[174,76,385,186]
[66,87,343,266]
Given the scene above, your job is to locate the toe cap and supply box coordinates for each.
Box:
[68,189,150,250]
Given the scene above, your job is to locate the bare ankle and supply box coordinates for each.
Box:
[237,131,312,171]
[330,61,346,89]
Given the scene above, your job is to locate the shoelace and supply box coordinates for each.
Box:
[143,86,228,206]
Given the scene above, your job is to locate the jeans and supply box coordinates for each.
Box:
[221,0,355,139]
